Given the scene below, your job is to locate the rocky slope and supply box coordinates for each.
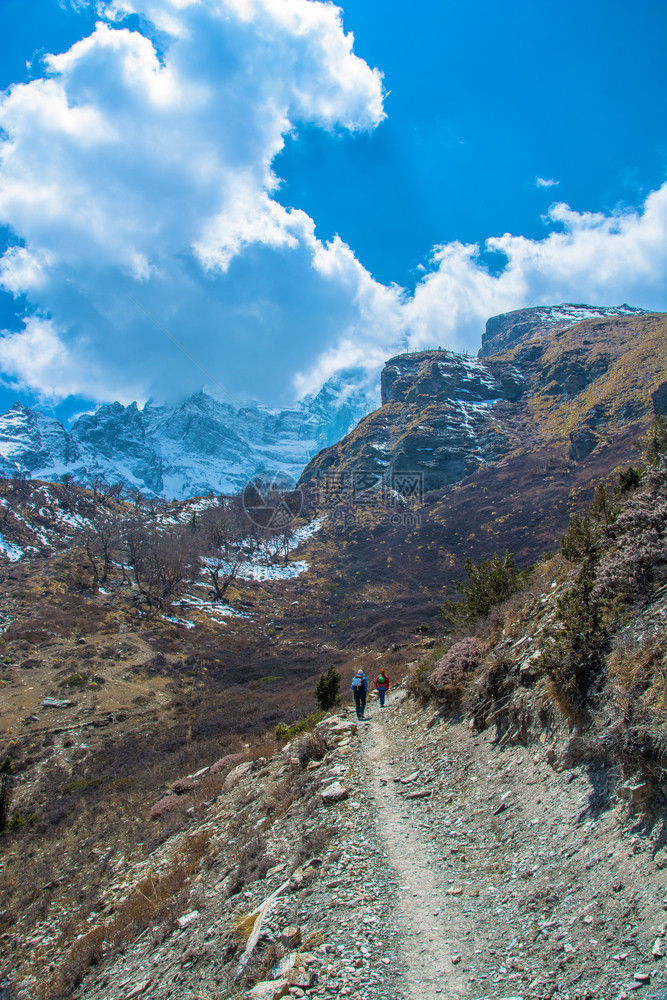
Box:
[300,304,659,493]
[0,371,378,499]
[6,685,667,1000]
[2,354,667,1000]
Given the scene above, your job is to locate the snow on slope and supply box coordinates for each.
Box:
[0,372,379,500]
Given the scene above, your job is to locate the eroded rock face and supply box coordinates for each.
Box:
[302,350,528,492]
[300,305,664,495]
[381,351,525,406]
[478,303,646,358]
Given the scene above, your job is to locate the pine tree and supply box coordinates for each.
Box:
[314,666,341,711]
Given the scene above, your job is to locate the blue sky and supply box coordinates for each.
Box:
[0,0,665,422]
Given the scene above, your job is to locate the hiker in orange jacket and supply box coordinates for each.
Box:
[375,669,389,707]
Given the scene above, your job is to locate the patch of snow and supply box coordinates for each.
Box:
[0,534,23,561]
[237,560,309,582]
[537,303,645,329]
[161,615,195,629]
[178,594,247,619]
[289,517,324,547]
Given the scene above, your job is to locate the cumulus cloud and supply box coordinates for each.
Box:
[296,182,667,392]
[0,0,665,413]
[536,176,559,188]
[0,0,385,403]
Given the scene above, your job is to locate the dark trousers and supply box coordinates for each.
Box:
[353,689,366,718]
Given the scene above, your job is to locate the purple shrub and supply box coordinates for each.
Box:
[429,637,485,709]
[594,494,667,602]
[149,795,181,820]
[210,752,247,774]
[171,777,197,796]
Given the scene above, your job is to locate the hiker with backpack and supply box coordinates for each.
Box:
[375,669,390,706]
[351,669,368,720]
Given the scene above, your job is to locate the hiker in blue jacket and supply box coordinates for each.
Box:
[351,669,368,720]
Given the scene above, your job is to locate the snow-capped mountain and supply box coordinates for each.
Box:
[300,303,656,492]
[0,371,379,499]
[478,303,646,356]
[0,304,650,499]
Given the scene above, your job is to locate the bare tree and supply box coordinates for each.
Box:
[88,474,107,505]
[82,514,119,590]
[198,500,248,600]
[104,482,125,503]
[206,554,245,600]
[127,488,147,509]
[123,521,195,607]
[200,500,246,555]
[277,523,295,564]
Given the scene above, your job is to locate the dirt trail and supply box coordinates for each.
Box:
[356,684,667,1000]
[361,691,474,1000]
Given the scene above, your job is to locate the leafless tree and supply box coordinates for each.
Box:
[206,554,245,600]
[123,520,195,607]
[88,474,107,504]
[104,481,125,503]
[200,500,246,555]
[197,500,249,600]
[82,514,119,590]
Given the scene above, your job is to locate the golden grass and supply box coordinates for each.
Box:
[34,830,212,1000]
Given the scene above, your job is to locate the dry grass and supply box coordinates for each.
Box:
[35,830,212,1000]
[609,636,667,714]
[295,730,331,768]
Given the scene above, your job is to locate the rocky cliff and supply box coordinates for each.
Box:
[300,304,664,493]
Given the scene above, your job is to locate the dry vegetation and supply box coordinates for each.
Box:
[410,447,667,803]
[1,314,667,996]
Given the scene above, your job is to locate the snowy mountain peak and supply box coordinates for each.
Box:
[0,371,379,499]
[479,303,647,357]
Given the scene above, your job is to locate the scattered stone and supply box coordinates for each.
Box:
[652,937,665,958]
[41,698,75,709]
[280,926,302,949]
[302,931,326,951]
[618,781,651,804]
[289,860,321,891]
[493,791,513,814]
[222,760,254,792]
[320,782,349,804]
[176,910,200,929]
[248,979,291,1000]
[124,980,151,998]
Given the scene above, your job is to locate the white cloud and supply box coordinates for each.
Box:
[536,176,559,188]
[0,0,385,404]
[0,315,127,401]
[0,0,665,414]
[296,181,667,391]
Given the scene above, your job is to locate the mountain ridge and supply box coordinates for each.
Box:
[0,373,379,499]
[0,303,649,501]
[300,304,662,492]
